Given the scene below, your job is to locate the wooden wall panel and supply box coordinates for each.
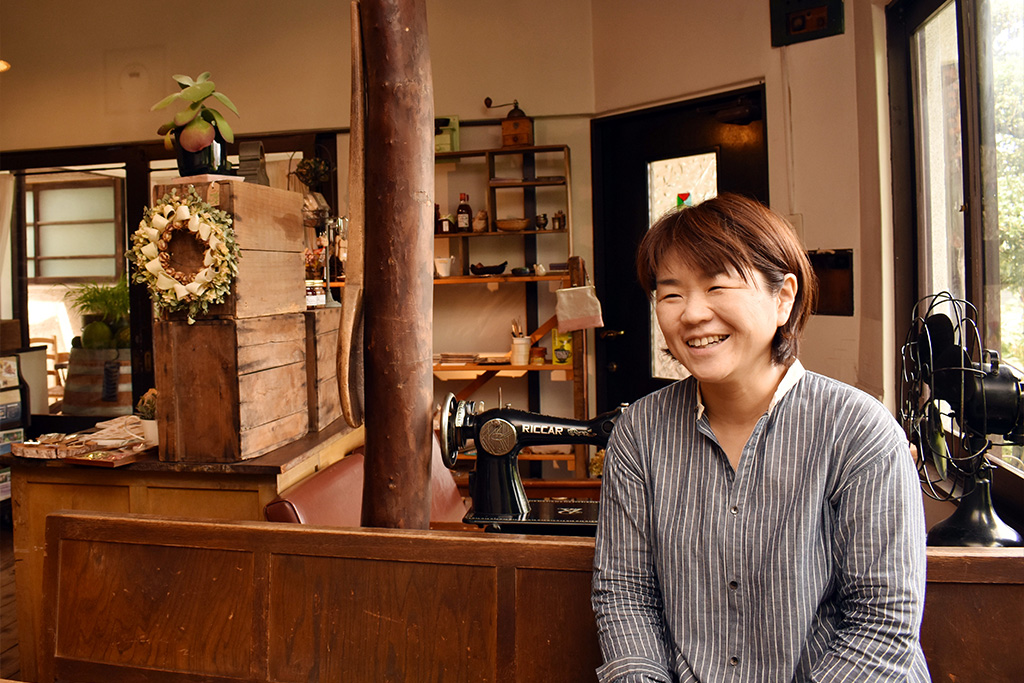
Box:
[54,539,254,678]
[515,568,603,682]
[268,555,497,682]
[921,548,1024,682]
[144,486,265,520]
[16,479,131,683]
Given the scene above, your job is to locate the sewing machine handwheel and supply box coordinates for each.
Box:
[439,392,460,468]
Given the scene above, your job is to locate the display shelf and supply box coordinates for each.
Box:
[433,363,572,373]
[434,228,567,238]
[433,143,589,478]
[436,143,570,161]
[435,144,572,238]
[434,274,567,285]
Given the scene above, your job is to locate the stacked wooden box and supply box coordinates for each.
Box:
[304,307,343,432]
[153,179,310,462]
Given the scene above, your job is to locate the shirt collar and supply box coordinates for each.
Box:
[695,359,806,420]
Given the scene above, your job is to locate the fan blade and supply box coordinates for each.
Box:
[927,407,949,480]
[922,313,971,402]
[921,314,956,374]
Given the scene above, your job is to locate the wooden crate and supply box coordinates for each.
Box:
[153,179,306,320]
[304,307,342,431]
[154,314,309,462]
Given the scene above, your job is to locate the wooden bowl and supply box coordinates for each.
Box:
[495,218,532,232]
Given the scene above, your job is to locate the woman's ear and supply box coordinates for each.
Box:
[776,273,798,326]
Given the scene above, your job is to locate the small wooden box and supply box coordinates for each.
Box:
[153,179,306,320]
[304,307,342,431]
[154,314,309,462]
[501,117,534,147]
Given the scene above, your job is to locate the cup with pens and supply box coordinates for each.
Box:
[510,319,530,365]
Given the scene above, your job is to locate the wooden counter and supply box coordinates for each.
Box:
[37,511,1024,683]
[2,419,364,682]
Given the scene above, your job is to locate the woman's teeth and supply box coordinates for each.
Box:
[687,335,727,348]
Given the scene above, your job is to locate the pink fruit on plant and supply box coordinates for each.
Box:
[177,117,215,152]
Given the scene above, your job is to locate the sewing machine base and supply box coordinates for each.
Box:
[465,499,599,536]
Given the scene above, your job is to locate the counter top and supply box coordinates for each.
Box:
[0,419,365,491]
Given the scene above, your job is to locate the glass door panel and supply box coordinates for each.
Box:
[646,152,718,380]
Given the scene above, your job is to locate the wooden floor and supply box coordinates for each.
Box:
[0,521,19,681]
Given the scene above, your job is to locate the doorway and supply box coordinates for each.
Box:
[591,85,769,412]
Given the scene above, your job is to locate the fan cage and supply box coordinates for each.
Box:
[899,292,1024,501]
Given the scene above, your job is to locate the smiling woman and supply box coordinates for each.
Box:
[593,193,930,683]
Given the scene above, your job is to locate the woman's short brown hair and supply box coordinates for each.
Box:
[636,193,817,366]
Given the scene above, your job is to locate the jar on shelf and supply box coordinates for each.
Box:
[305,279,327,308]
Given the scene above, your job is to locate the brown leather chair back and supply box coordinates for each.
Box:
[265,435,467,526]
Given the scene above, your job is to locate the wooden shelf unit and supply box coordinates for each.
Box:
[433,144,590,477]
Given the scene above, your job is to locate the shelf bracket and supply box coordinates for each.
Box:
[529,315,558,345]
[455,370,499,402]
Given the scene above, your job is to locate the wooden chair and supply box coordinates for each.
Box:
[29,336,68,398]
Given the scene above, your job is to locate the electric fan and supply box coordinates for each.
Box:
[900,292,1023,547]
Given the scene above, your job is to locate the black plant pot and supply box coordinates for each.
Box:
[175,127,230,177]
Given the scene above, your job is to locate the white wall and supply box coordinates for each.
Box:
[0,0,897,403]
[0,0,595,150]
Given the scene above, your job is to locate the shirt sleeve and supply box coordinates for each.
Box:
[592,413,678,683]
[811,416,930,681]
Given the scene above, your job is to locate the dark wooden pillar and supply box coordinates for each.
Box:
[360,0,434,528]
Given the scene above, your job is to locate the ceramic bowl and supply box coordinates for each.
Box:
[470,261,508,275]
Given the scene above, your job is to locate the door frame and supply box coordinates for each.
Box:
[590,85,769,412]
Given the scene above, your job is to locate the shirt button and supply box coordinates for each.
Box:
[729,656,739,666]
[729,580,739,590]
[730,505,739,515]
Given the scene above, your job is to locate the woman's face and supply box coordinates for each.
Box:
[654,251,796,391]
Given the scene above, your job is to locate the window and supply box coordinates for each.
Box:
[25,174,125,283]
[910,1,966,301]
[980,0,1024,366]
[891,0,1024,475]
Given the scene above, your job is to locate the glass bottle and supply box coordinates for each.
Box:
[456,193,472,233]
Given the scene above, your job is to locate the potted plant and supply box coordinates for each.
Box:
[135,388,159,445]
[152,72,240,177]
[64,275,131,349]
[61,276,133,416]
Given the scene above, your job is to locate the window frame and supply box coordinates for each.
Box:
[888,0,1024,521]
[888,0,989,337]
[24,175,126,285]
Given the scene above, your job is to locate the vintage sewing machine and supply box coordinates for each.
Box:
[439,392,624,534]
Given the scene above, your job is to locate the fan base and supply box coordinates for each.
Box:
[927,475,1023,547]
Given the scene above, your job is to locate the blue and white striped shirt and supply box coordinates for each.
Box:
[593,362,929,682]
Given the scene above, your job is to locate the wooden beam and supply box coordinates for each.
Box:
[360,0,435,529]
